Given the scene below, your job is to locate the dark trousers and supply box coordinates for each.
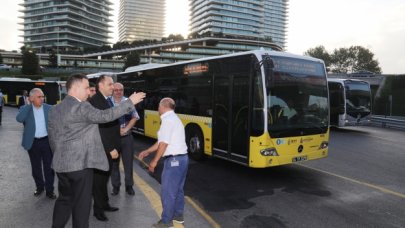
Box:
[93,168,111,214]
[111,135,134,188]
[0,106,3,124]
[52,169,94,228]
[27,137,54,192]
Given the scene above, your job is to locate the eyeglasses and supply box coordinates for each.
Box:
[114,89,124,92]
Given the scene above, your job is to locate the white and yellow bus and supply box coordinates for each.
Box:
[116,50,330,168]
[0,78,66,106]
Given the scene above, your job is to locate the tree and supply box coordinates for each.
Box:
[166,34,184,42]
[346,46,381,73]
[330,48,352,73]
[304,45,332,70]
[48,50,58,68]
[304,45,382,73]
[123,52,140,71]
[21,48,40,75]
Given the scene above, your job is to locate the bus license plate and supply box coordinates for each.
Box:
[292,155,307,163]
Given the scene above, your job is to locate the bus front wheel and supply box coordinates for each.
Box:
[186,126,205,161]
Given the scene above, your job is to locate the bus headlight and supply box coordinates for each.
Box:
[319,141,328,149]
[260,148,278,156]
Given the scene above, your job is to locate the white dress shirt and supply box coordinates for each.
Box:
[157,110,188,157]
[33,105,48,138]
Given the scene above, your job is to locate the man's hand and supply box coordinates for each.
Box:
[129,92,146,105]
[148,160,158,173]
[120,128,128,136]
[110,149,119,159]
[138,150,149,160]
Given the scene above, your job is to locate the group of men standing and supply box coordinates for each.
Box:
[15,73,189,228]
[87,75,139,221]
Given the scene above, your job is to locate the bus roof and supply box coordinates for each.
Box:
[0,77,32,81]
[0,77,64,84]
[120,50,325,75]
[327,78,369,84]
[86,72,117,79]
[125,63,167,72]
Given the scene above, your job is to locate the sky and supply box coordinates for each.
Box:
[1,0,404,74]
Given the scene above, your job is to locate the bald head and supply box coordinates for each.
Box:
[158,97,175,115]
[160,98,175,109]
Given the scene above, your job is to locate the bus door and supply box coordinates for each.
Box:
[213,74,249,165]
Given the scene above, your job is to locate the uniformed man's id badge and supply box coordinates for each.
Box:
[171,159,179,167]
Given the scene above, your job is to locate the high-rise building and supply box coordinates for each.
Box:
[264,1,288,47]
[118,0,165,42]
[190,0,288,48]
[19,0,113,51]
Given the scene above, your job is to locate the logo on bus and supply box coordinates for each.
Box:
[276,139,285,145]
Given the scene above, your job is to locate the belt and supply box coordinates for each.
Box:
[34,136,48,140]
[164,154,187,158]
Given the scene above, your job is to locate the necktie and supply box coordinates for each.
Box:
[107,98,114,107]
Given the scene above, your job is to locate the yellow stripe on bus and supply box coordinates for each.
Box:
[144,110,213,155]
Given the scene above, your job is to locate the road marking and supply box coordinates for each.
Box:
[185,196,221,228]
[132,155,221,228]
[298,164,405,199]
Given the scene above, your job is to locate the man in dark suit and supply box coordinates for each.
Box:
[48,74,145,228]
[88,75,121,221]
[16,88,55,199]
[18,90,29,109]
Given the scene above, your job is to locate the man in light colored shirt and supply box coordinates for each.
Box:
[139,97,188,228]
[110,82,140,196]
[16,88,55,199]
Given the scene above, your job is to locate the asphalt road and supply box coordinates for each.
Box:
[134,126,405,228]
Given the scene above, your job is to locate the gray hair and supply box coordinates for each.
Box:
[159,97,175,110]
[29,88,44,97]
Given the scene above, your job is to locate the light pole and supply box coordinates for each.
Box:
[56,26,61,69]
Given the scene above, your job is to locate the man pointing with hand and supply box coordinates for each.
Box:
[48,73,145,228]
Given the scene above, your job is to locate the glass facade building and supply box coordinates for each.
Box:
[190,0,288,48]
[118,0,165,42]
[19,0,113,51]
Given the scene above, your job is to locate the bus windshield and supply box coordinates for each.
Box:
[266,56,328,138]
[344,81,371,117]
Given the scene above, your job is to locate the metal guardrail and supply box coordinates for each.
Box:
[370,115,405,131]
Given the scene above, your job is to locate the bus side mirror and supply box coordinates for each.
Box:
[263,57,274,88]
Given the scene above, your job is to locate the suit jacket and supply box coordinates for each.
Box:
[18,96,27,109]
[16,104,52,150]
[48,95,135,173]
[88,91,121,161]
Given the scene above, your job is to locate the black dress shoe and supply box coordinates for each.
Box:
[104,206,119,212]
[111,186,119,195]
[94,212,108,221]
[126,186,135,195]
[46,192,57,199]
[34,189,44,197]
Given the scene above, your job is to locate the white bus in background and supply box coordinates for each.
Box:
[328,78,372,127]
